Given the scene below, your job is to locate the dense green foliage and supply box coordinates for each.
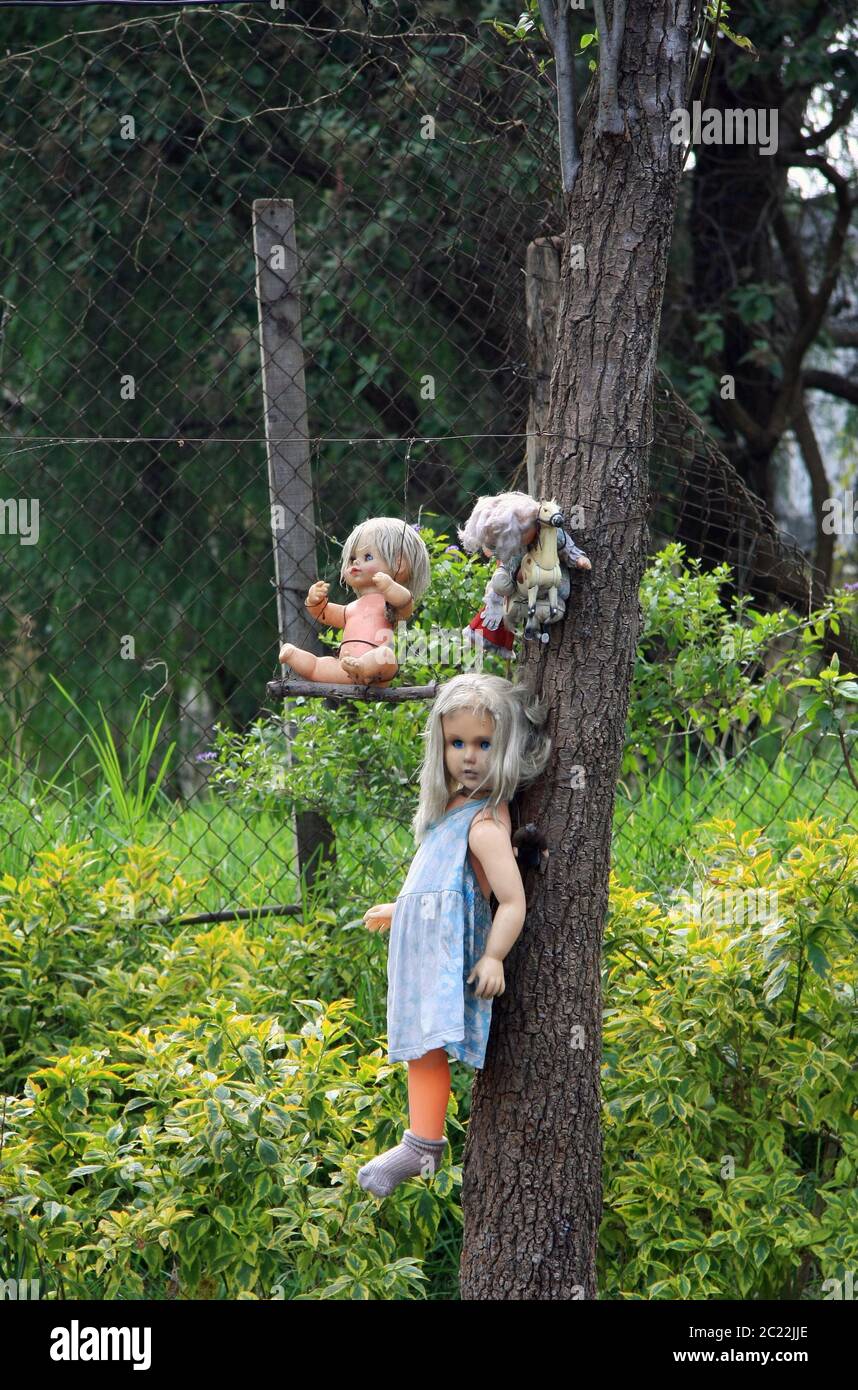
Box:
[1,819,854,1300]
[602,819,858,1300]
[1,547,855,1299]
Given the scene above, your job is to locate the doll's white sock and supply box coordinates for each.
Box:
[357,1129,447,1198]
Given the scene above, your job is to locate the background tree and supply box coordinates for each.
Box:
[664,0,858,590]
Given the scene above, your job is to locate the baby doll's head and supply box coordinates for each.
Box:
[339,517,431,601]
[457,492,540,568]
[412,672,551,843]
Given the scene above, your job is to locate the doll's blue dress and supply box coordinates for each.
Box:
[386,796,495,1069]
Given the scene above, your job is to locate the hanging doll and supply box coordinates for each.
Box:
[458,490,591,646]
[357,672,551,1197]
[278,517,430,686]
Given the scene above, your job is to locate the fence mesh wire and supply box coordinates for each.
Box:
[1,4,855,936]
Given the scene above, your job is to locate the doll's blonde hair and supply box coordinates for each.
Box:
[339,517,431,602]
[413,673,551,843]
[457,491,540,568]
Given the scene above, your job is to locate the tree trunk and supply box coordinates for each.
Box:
[687,42,797,509]
[459,0,702,1301]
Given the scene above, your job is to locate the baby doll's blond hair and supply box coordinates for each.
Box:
[412,672,551,843]
[339,517,431,602]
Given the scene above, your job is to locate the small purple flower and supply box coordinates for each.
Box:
[445,544,464,556]
[843,582,858,592]
[195,751,217,762]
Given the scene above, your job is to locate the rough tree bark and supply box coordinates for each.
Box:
[460,0,703,1300]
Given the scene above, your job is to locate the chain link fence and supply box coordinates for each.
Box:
[1,3,855,924]
[0,5,856,1306]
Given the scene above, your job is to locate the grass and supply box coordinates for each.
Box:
[0,773,298,912]
[612,744,855,889]
[3,736,853,919]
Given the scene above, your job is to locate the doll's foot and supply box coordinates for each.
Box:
[357,1130,447,1198]
[278,643,294,665]
[339,654,367,682]
[340,648,398,685]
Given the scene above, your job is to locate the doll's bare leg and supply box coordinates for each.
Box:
[407,1048,451,1140]
[279,645,356,684]
[339,645,398,684]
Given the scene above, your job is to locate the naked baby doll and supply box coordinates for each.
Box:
[357,672,551,1197]
[277,517,431,686]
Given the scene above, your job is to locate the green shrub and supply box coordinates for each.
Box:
[0,844,203,1088]
[626,542,855,774]
[0,998,458,1300]
[600,818,858,1299]
[2,819,854,1299]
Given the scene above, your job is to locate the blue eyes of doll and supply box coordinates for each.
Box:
[451,739,491,749]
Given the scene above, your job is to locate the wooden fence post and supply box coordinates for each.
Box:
[252,197,335,883]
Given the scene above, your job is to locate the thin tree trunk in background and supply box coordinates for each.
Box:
[460,0,702,1300]
[792,400,835,591]
[688,41,804,514]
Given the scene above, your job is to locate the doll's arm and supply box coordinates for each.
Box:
[490,565,515,597]
[558,530,592,571]
[465,819,527,998]
[305,581,347,629]
[372,572,414,617]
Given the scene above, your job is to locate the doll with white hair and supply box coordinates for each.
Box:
[458,489,591,645]
[278,517,430,686]
[357,672,550,1198]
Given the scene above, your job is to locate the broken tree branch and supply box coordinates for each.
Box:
[267,678,438,702]
[769,156,854,438]
[790,90,858,153]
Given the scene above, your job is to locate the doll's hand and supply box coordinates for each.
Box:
[575,556,592,570]
[364,902,396,932]
[467,955,505,999]
[481,588,505,630]
[306,580,329,609]
[371,572,394,595]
